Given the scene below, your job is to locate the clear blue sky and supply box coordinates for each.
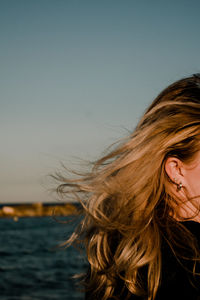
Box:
[1,0,200,203]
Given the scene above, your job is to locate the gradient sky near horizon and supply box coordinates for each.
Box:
[1,0,200,203]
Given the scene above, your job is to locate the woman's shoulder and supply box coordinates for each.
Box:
[85,222,200,300]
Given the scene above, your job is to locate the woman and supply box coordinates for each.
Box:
[56,75,200,299]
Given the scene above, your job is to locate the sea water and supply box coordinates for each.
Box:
[0,216,88,300]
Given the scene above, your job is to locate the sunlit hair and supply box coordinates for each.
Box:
[55,74,200,300]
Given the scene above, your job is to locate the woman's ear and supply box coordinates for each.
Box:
[165,157,183,183]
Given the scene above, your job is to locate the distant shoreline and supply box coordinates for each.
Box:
[0,202,79,218]
[0,202,78,207]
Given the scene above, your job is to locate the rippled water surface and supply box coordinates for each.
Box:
[0,217,87,300]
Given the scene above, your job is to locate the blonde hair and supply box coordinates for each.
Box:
[56,75,200,299]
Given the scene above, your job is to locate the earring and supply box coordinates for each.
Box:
[173,178,182,191]
[177,182,182,191]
